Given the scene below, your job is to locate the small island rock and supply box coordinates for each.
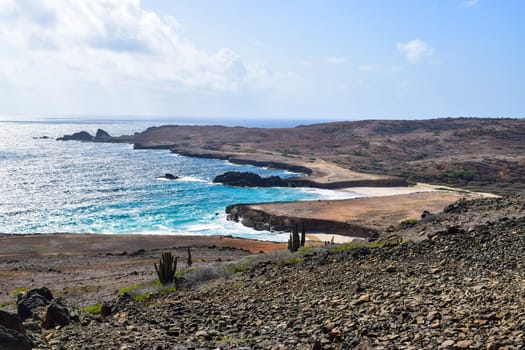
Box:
[56,131,94,142]
[162,173,179,180]
[213,171,288,187]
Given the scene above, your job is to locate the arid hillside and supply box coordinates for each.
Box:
[113,118,525,194]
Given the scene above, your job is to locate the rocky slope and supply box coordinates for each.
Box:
[7,194,520,349]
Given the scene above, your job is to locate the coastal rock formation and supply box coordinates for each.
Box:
[56,118,525,193]
[160,173,179,180]
[56,131,94,142]
[226,192,475,238]
[94,128,111,141]
[57,129,112,142]
[226,203,379,237]
[213,171,288,187]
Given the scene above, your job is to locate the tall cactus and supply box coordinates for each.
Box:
[187,247,192,267]
[288,223,305,252]
[300,222,306,247]
[154,252,178,285]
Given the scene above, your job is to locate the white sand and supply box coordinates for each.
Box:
[342,183,439,197]
[307,234,365,244]
[341,183,498,198]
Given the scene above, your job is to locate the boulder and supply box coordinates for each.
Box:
[162,173,179,180]
[0,310,25,335]
[41,299,79,329]
[56,131,94,142]
[213,171,288,187]
[0,325,32,350]
[17,287,53,320]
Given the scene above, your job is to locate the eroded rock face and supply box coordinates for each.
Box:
[225,204,379,237]
[213,171,288,188]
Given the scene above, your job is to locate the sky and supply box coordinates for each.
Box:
[0,0,524,121]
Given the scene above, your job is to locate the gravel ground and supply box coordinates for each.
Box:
[25,194,525,349]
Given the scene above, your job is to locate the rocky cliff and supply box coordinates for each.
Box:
[226,203,379,238]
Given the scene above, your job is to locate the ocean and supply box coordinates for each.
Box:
[0,119,356,241]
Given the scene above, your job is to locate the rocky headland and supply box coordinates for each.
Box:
[59,118,525,194]
[1,194,524,349]
[225,191,485,236]
[56,118,525,235]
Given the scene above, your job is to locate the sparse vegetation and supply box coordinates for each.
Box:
[11,287,28,295]
[400,218,418,227]
[329,240,384,253]
[446,168,476,181]
[118,283,142,295]
[82,303,102,315]
[154,252,178,285]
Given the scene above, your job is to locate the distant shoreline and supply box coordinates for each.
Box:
[56,122,499,238]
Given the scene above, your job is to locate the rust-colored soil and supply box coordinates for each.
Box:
[249,191,480,231]
[0,234,286,311]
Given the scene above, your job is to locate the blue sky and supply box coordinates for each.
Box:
[0,0,523,121]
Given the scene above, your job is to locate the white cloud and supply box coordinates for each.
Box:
[461,0,479,8]
[0,0,297,114]
[300,60,313,67]
[396,39,433,64]
[326,56,348,65]
[358,65,376,72]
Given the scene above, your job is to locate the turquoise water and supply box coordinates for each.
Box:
[0,121,355,241]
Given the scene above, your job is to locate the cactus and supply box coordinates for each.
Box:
[300,222,306,247]
[187,247,192,267]
[288,223,306,252]
[154,252,177,285]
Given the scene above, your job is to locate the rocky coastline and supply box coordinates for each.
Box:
[1,194,524,349]
[224,192,483,237]
[56,127,411,236]
[226,203,379,238]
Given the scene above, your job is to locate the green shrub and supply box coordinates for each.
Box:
[446,169,476,181]
[133,294,150,302]
[11,288,27,296]
[82,304,102,315]
[118,283,141,294]
[400,218,417,226]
